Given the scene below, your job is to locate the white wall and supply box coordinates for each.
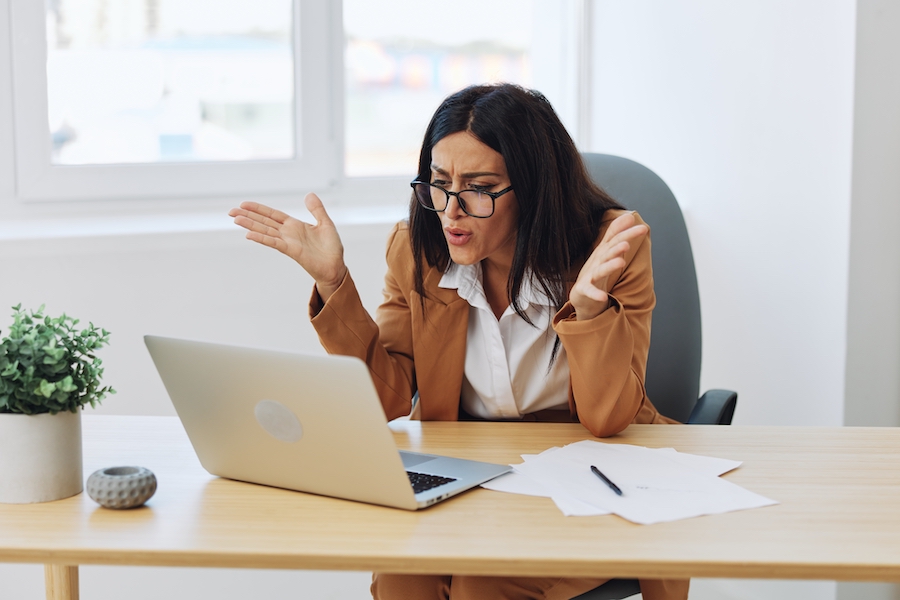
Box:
[589,0,855,430]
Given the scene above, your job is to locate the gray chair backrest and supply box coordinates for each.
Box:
[581,153,701,423]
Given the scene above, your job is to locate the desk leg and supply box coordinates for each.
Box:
[45,565,79,600]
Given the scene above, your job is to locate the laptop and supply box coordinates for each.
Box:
[144,335,511,510]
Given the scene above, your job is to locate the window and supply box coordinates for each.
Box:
[344,0,586,179]
[10,0,340,200]
[7,0,584,202]
[344,0,535,178]
[47,0,296,165]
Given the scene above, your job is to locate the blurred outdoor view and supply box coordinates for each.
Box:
[46,0,295,165]
[44,0,535,175]
[344,0,534,177]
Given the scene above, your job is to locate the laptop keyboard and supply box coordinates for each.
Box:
[407,471,457,494]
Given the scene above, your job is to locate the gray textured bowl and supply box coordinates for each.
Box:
[86,466,157,509]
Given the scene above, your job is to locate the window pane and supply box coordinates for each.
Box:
[46,0,294,165]
[344,0,533,178]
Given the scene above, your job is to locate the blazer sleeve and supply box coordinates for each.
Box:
[309,223,416,420]
[552,212,672,437]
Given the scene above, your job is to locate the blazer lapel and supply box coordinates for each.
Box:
[411,270,470,421]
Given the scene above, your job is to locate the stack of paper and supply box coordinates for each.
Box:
[481,441,777,524]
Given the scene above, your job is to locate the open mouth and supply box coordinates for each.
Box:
[445,228,472,246]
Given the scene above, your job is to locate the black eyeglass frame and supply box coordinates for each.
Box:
[410,180,514,219]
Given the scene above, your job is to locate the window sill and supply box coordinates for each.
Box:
[0,203,408,242]
[0,177,410,242]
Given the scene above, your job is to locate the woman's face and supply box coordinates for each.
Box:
[429,131,519,268]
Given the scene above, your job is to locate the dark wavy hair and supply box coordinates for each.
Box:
[410,83,622,321]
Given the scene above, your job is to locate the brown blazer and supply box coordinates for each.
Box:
[310,209,676,437]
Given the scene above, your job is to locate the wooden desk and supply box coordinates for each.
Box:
[1,416,899,600]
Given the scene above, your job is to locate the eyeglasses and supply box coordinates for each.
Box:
[410,181,514,218]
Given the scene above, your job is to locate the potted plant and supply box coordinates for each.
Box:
[0,304,115,503]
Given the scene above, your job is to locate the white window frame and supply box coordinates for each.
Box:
[9,0,343,201]
[4,0,588,207]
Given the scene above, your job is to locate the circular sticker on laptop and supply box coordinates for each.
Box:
[254,399,303,443]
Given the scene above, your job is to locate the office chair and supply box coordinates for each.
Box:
[571,154,738,600]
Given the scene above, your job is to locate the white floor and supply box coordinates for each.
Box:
[0,566,374,600]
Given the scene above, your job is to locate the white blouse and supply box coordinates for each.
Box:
[438,263,571,419]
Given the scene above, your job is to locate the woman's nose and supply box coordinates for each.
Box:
[444,192,466,219]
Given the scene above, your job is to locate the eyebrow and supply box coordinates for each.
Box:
[430,164,502,178]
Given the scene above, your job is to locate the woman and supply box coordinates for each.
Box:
[229,83,686,600]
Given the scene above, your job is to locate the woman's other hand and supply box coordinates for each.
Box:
[228,193,348,302]
[569,212,649,321]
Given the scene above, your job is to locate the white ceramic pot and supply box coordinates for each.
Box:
[0,410,83,503]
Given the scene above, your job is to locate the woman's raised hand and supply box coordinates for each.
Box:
[569,212,649,321]
[228,193,348,302]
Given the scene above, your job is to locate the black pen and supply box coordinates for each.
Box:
[590,465,623,496]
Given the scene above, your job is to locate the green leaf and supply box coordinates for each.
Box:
[37,379,56,398]
[56,375,77,393]
[1,360,17,377]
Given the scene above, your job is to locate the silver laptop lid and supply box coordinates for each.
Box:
[144,335,420,509]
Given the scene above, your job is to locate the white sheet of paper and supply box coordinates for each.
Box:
[481,471,552,497]
[482,469,613,516]
[495,441,776,524]
[480,448,561,496]
[650,446,742,476]
[550,492,611,516]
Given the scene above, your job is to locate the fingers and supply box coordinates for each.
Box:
[601,212,647,245]
[575,239,629,301]
[572,278,611,303]
[569,251,625,320]
[228,197,346,278]
[586,213,647,273]
[228,202,294,255]
[244,229,280,250]
[235,201,292,225]
[229,202,290,234]
[304,193,334,228]
[592,254,627,283]
[583,251,627,287]
[605,211,636,237]
[584,237,632,274]
[231,213,281,239]
[569,212,648,321]
[228,196,329,234]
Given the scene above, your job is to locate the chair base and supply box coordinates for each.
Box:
[571,578,641,600]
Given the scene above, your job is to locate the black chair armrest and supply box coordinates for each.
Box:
[687,389,737,425]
